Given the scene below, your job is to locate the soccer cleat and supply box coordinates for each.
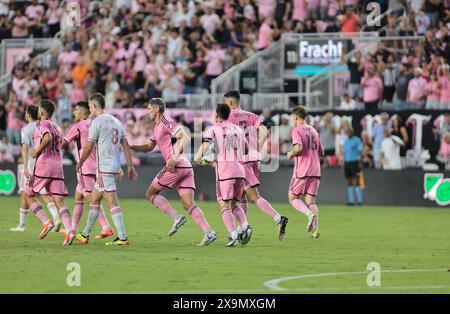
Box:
[59,228,66,235]
[224,236,240,247]
[105,237,129,246]
[310,229,320,239]
[63,230,76,246]
[168,215,187,237]
[197,231,217,246]
[52,219,62,232]
[38,220,54,240]
[239,225,253,246]
[76,233,89,244]
[10,224,26,232]
[278,216,289,241]
[95,227,114,239]
[306,212,316,233]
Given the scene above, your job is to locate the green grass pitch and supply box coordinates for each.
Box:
[0,196,449,293]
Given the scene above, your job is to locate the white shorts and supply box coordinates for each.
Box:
[18,164,47,195]
[95,173,118,193]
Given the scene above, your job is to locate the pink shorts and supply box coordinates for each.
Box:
[243,161,260,189]
[289,177,320,197]
[24,175,68,197]
[76,173,96,197]
[216,178,245,201]
[151,167,196,193]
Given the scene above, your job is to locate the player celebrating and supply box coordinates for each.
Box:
[23,100,75,245]
[287,106,321,239]
[10,105,61,232]
[224,90,288,241]
[61,101,113,238]
[131,98,217,246]
[76,93,137,246]
[195,103,250,247]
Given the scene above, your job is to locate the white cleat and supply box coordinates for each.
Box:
[52,219,62,232]
[10,224,26,232]
[197,231,217,246]
[225,236,240,247]
[169,215,187,237]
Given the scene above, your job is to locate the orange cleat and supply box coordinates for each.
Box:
[95,227,114,239]
[63,230,76,246]
[38,220,54,240]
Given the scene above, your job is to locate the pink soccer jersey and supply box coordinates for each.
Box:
[204,121,246,180]
[64,119,97,176]
[150,115,192,168]
[33,119,64,179]
[291,124,322,178]
[228,108,261,162]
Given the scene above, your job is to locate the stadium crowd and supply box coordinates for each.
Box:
[0,0,449,168]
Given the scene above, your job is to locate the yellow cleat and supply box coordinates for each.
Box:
[76,233,89,244]
[105,237,129,246]
[310,229,320,239]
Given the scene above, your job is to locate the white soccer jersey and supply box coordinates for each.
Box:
[21,121,37,172]
[88,113,126,174]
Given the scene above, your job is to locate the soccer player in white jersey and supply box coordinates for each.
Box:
[10,105,61,232]
[75,93,137,246]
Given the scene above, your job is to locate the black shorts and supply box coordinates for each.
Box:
[344,161,361,179]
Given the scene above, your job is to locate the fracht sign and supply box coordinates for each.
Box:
[299,40,343,64]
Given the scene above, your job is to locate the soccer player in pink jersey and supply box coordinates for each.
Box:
[224,90,289,241]
[61,101,113,239]
[76,93,137,246]
[131,98,217,246]
[195,103,251,247]
[287,106,322,239]
[10,105,61,232]
[23,100,76,245]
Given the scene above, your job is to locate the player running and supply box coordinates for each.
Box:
[75,93,137,246]
[10,105,61,232]
[287,106,322,239]
[61,101,114,239]
[23,100,75,245]
[224,90,288,241]
[131,98,217,246]
[195,103,250,247]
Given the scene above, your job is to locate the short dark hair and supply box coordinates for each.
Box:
[89,93,105,109]
[76,101,90,113]
[292,105,307,120]
[224,90,240,102]
[149,97,166,113]
[26,105,38,120]
[216,103,231,120]
[40,99,55,117]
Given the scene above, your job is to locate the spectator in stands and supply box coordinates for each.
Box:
[0,98,7,135]
[46,0,64,37]
[383,54,397,107]
[372,112,391,169]
[416,8,431,35]
[279,113,292,154]
[5,91,23,146]
[157,67,180,107]
[425,73,440,109]
[338,7,360,33]
[72,57,93,89]
[394,63,414,110]
[407,68,428,108]
[319,113,338,157]
[258,17,275,50]
[26,0,44,38]
[204,41,225,89]
[0,134,14,163]
[438,64,450,109]
[274,0,292,28]
[361,68,383,112]
[201,2,221,35]
[345,51,363,100]
[261,108,275,129]
[360,130,374,168]
[381,128,404,170]
[339,93,357,110]
[424,0,442,27]
[12,9,30,38]
[391,115,409,166]
[438,131,450,168]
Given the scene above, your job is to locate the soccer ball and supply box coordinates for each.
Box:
[200,152,216,165]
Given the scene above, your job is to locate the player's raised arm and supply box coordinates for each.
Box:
[121,138,137,181]
[31,132,52,158]
[131,140,157,152]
